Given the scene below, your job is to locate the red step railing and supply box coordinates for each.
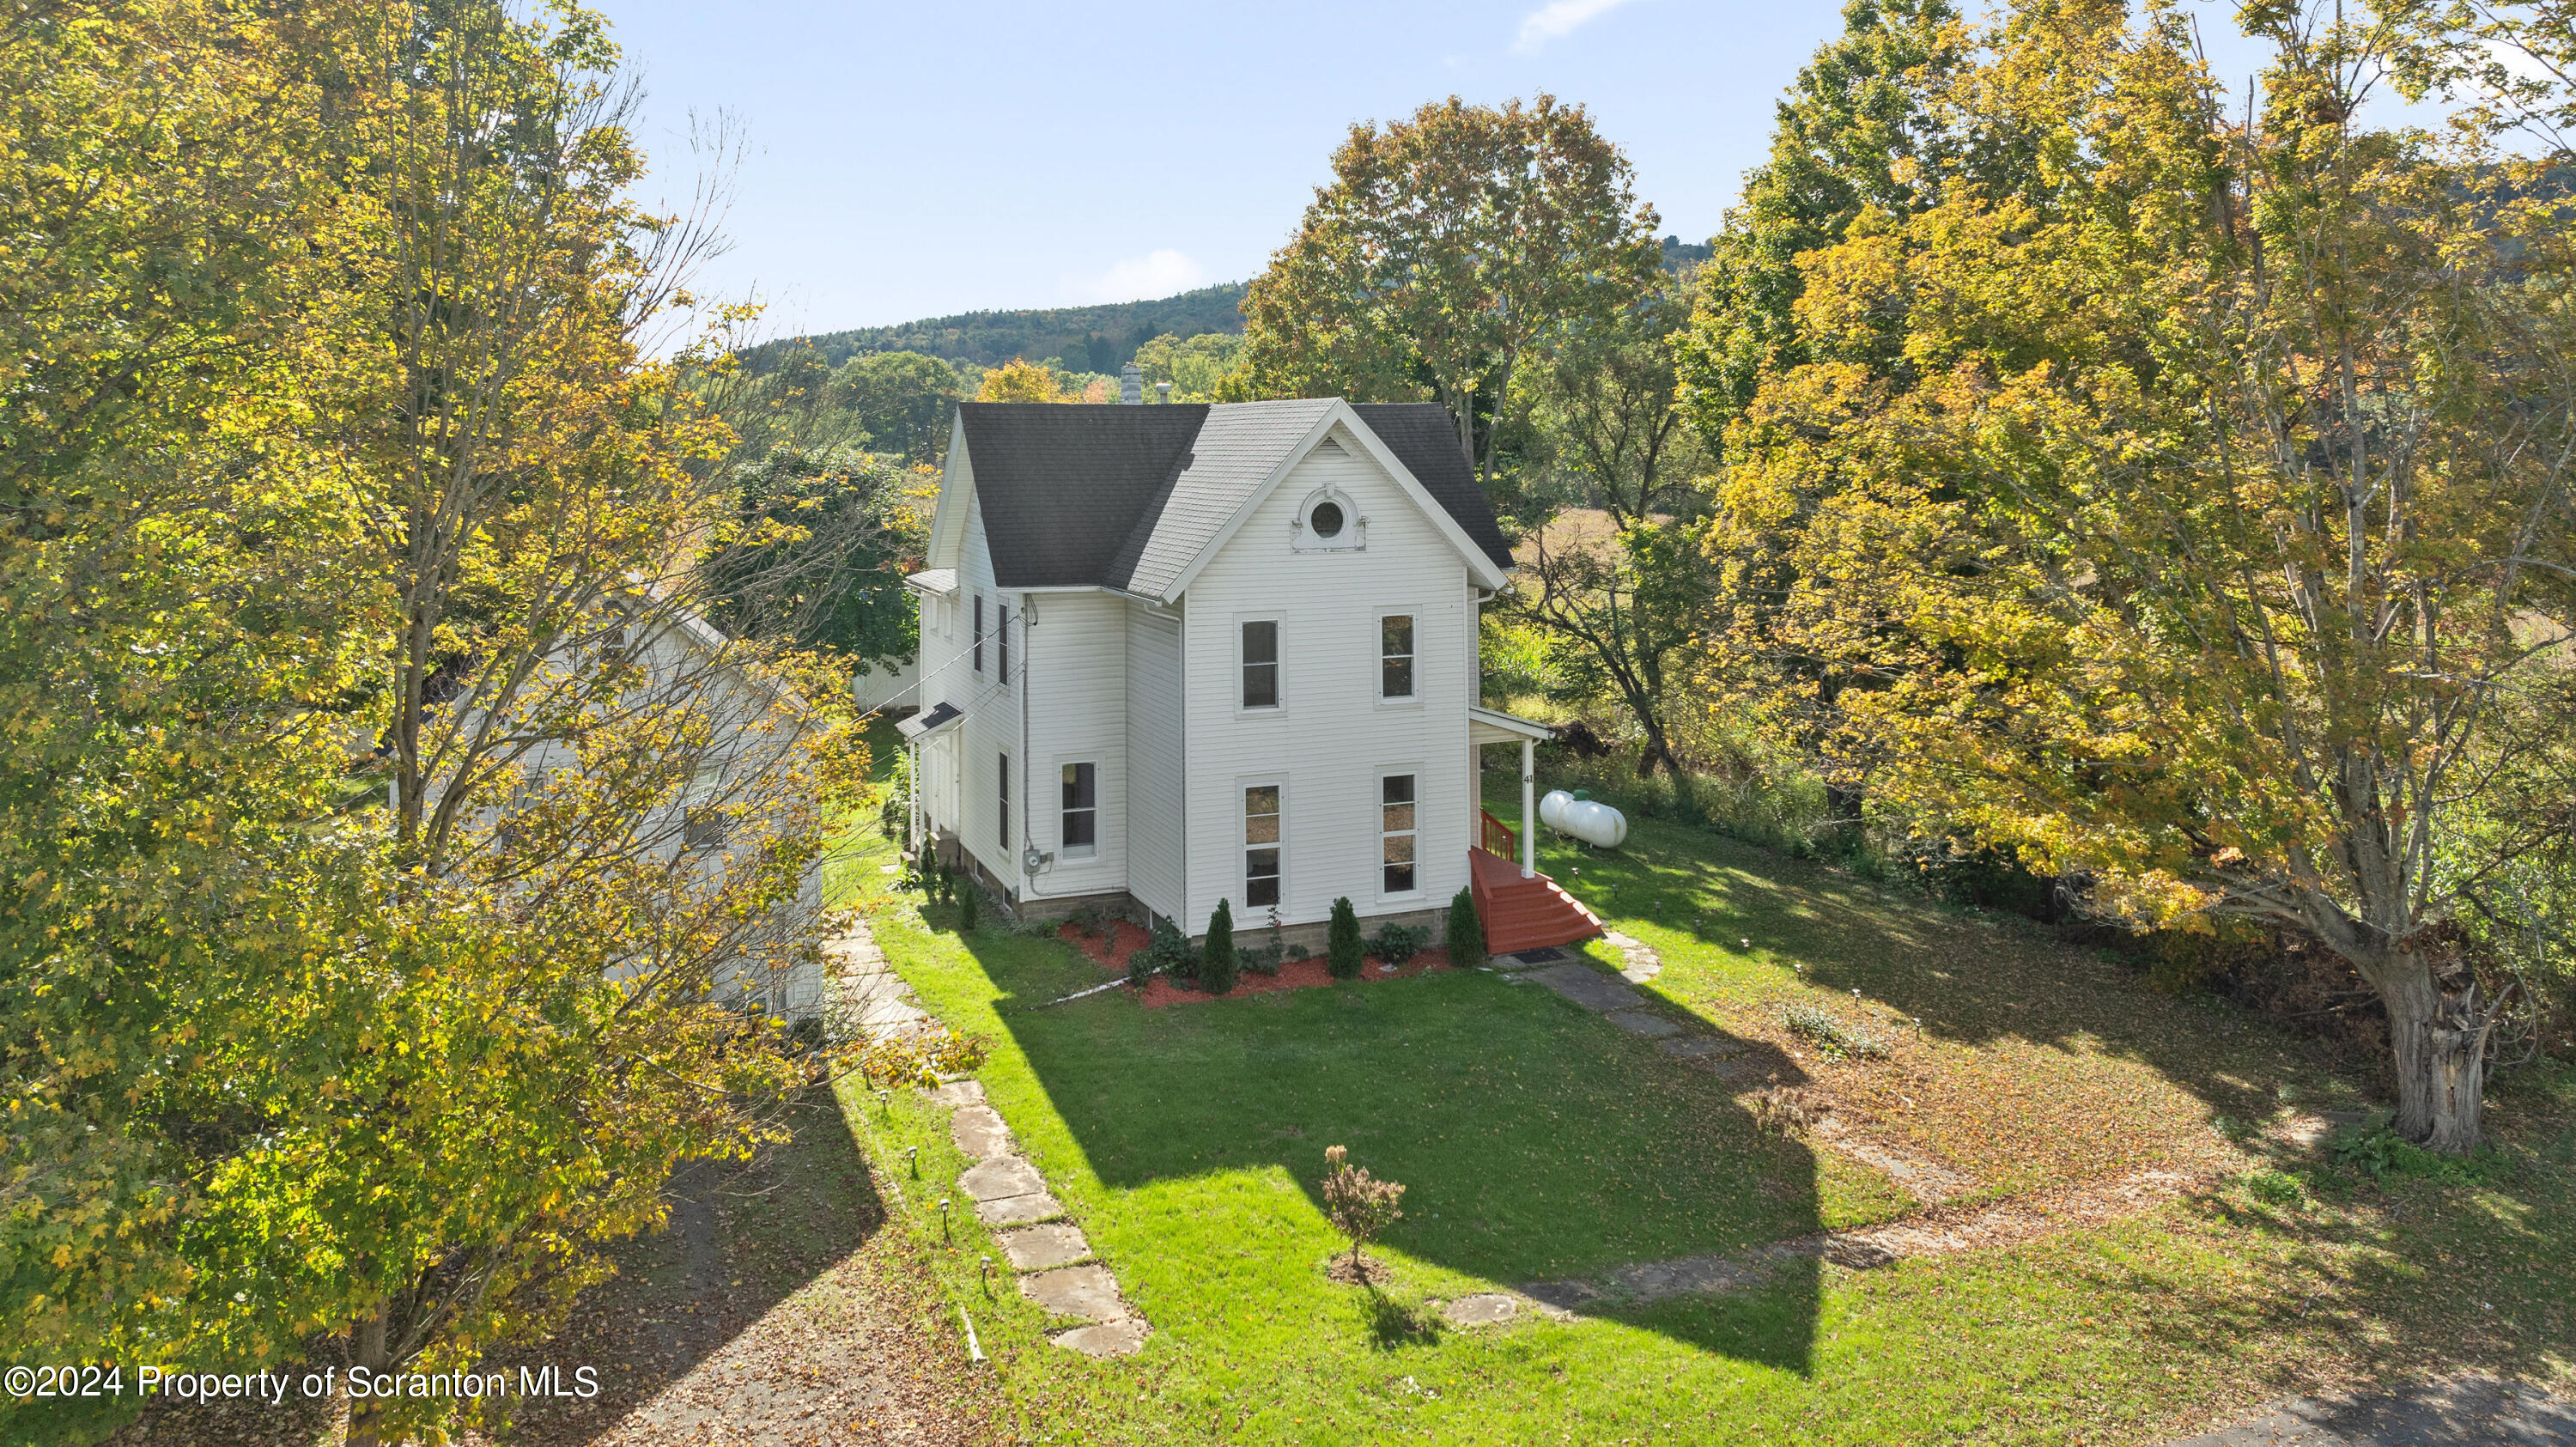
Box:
[1479,808,1517,860]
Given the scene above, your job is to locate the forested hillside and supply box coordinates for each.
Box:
[769,283,1249,372]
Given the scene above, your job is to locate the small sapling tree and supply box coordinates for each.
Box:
[1327,897,1364,979]
[1447,888,1484,969]
[1201,899,1238,995]
[1321,1145,1406,1283]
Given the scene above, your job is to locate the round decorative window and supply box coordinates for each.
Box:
[1309,500,1346,538]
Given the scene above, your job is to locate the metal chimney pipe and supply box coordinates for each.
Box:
[1156,380,1172,404]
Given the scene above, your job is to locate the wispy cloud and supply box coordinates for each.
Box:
[1063,248,1206,305]
[1513,0,1637,53]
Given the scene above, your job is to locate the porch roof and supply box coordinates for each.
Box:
[1467,706,1556,746]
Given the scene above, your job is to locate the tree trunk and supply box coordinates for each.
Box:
[1635,716,1681,779]
[346,1305,391,1447]
[2374,958,2494,1154]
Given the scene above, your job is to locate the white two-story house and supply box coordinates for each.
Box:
[899,392,1597,955]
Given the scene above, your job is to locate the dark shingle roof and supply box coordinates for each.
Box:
[956,403,1207,588]
[1350,403,1515,571]
[955,398,1512,593]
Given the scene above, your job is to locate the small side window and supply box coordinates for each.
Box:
[998,751,1011,852]
[1061,763,1097,855]
[1381,775,1417,893]
[1244,785,1281,907]
[1380,614,1414,699]
[1242,620,1279,709]
[973,594,985,673]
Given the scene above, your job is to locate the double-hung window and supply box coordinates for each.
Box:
[1060,763,1097,855]
[997,752,1011,852]
[972,594,986,673]
[1381,775,1417,894]
[1380,614,1414,699]
[1241,620,1279,708]
[996,602,1010,684]
[1244,785,1281,907]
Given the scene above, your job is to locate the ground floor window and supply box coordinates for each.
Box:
[1381,774,1416,893]
[1245,784,1281,907]
[1061,762,1096,854]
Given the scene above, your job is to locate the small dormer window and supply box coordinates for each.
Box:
[1309,500,1346,538]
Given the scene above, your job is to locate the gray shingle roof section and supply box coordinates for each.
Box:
[955,403,1207,588]
[954,397,1514,593]
[1351,403,1515,571]
[1109,398,1338,599]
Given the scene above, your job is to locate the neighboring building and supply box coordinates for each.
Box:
[898,387,1598,955]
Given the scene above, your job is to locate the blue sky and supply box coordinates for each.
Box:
[607,0,1855,335]
[603,0,2440,338]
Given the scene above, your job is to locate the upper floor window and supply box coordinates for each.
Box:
[1244,785,1282,907]
[1381,775,1417,894]
[1241,620,1279,709]
[1380,614,1414,699]
[997,751,1011,851]
[1060,763,1097,856]
[996,602,1010,684]
[972,594,985,673]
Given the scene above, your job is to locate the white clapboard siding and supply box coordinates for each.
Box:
[1021,591,1127,898]
[1178,423,1473,930]
[951,507,1021,878]
[1124,601,1186,921]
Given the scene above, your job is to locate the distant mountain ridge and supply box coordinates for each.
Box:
[764,283,1249,374]
[759,236,1709,377]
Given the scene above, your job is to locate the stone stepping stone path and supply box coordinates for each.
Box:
[920,1078,1150,1356]
[824,927,930,1038]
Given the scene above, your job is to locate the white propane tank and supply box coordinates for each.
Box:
[1560,799,1629,849]
[1538,789,1576,831]
[1539,789,1628,848]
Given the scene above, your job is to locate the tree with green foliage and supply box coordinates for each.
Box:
[1327,898,1365,980]
[1447,889,1485,969]
[1674,0,1976,438]
[1720,0,2576,1152]
[1510,277,1716,776]
[704,447,922,672]
[1132,331,1249,402]
[2,6,866,1444]
[839,350,962,463]
[1241,94,1662,487]
[1201,899,1238,995]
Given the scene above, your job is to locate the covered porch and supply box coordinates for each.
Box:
[1467,708,1602,956]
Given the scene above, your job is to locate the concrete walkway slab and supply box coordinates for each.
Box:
[973,1191,1063,1226]
[924,1079,986,1109]
[950,1104,1017,1160]
[1605,1008,1681,1037]
[1018,1263,1127,1322]
[995,1223,1092,1271]
[1528,962,1643,1013]
[1440,1293,1521,1327]
[958,1156,1047,1202]
[1051,1319,1150,1358]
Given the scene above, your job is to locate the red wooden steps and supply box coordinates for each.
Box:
[1467,847,1602,956]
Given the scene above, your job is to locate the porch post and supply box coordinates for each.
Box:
[1520,738,1536,879]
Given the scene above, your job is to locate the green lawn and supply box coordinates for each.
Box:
[824,771,2576,1446]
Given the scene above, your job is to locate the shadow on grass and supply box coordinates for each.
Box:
[929,897,1828,1371]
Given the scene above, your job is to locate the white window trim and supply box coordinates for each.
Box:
[1376,764,1425,903]
[1055,756,1100,862]
[1239,772,1287,914]
[1375,606,1423,709]
[1235,612,1285,717]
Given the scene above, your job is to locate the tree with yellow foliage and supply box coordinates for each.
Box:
[976,357,1066,402]
[1716,0,2575,1152]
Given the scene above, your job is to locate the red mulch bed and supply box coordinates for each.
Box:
[1056,920,1453,1007]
